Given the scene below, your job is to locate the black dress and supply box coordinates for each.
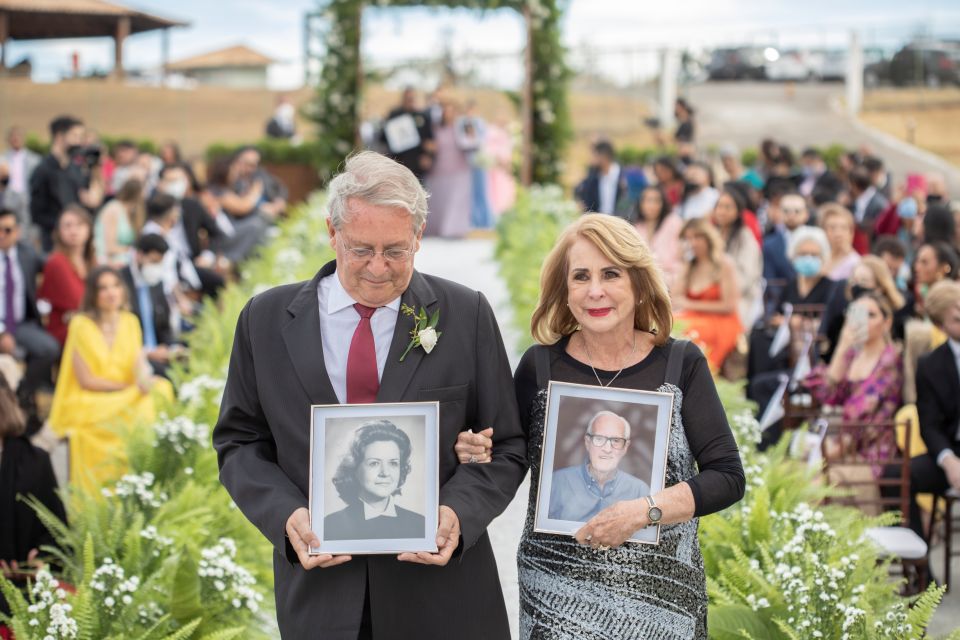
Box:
[515,338,744,640]
[0,436,67,616]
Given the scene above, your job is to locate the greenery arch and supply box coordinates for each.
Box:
[308,0,571,185]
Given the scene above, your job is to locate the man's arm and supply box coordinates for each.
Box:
[212,298,307,559]
[438,292,528,553]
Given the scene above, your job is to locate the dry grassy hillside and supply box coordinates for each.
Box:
[0,77,655,185]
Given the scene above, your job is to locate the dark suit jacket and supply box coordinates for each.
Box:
[575,165,627,216]
[324,502,425,541]
[213,261,528,640]
[761,228,795,281]
[916,341,960,460]
[119,266,174,346]
[11,240,44,324]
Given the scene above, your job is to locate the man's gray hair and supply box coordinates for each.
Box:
[586,410,631,439]
[327,151,429,233]
[788,225,831,264]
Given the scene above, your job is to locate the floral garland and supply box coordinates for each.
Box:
[307,0,571,184]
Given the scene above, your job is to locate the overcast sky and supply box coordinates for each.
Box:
[6,0,960,89]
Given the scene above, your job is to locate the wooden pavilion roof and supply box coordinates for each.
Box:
[0,0,187,40]
[167,44,275,71]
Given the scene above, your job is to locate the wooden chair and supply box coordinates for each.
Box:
[820,418,930,593]
[928,488,960,592]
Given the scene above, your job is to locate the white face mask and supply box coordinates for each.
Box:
[162,178,188,200]
[141,262,165,287]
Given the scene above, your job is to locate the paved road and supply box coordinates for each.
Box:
[686,82,960,195]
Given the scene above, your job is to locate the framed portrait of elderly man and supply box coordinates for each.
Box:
[308,402,440,555]
[534,381,674,545]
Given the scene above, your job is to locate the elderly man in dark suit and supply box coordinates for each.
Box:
[213,151,528,640]
[907,281,960,539]
[0,208,59,405]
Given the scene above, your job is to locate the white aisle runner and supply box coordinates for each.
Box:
[416,237,529,640]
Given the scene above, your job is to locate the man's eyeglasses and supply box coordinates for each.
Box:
[338,236,415,263]
[585,433,628,450]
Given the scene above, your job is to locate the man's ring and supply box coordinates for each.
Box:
[597,544,611,552]
[469,455,479,463]
[585,534,592,542]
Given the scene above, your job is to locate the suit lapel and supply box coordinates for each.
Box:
[377,271,438,403]
[281,262,338,404]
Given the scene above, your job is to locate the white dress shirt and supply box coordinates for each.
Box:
[598,163,621,215]
[0,246,26,329]
[853,186,876,224]
[317,272,401,404]
[7,149,27,194]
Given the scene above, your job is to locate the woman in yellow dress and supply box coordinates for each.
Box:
[49,266,173,494]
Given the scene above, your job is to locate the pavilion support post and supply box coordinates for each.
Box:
[161,27,170,86]
[0,12,8,76]
[520,5,534,187]
[113,15,131,80]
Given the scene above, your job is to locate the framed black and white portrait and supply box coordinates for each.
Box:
[534,382,674,545]
[309,402,439,555]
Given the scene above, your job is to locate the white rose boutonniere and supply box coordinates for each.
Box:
[399,304,441,361]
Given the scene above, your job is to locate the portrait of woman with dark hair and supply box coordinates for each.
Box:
[324,419,426,541]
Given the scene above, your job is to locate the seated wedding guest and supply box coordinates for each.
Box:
[456,213,744,638]
[906,281,960,538]
[773,226,837,316]
[633,185,683,290]
[207,156,272,264]
[47,266,173,495]
[762,191,810,284]
[574,140,626,216]
[549,411,649,521]
[874,235,911,293]
[37,204,95,345]
[142,193,202,308]
[712,186,762,328]
[0,209,59,405]
[120,235,179,379]
[0,372,66,618]
[109,140,139,193]
[95,177,144,267]
[652,156,684,208]
[324,420,425,541]
[912,242,957,318]
[821,203,860,281]
[820,256,907,361]
[156,163,226,299]
[674,218,742,371]
[158,141,182,167]
[803,293,902,471]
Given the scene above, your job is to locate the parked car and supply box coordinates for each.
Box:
[765,50,817,82]
[708,47,767,81]
[888,44,960,87]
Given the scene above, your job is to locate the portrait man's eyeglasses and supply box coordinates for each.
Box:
[337,236,415,263]
[585,433,628,450]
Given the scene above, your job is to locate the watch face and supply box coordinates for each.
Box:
[649,506,663,523]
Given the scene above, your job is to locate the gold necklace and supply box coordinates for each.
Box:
[581,331,637,388]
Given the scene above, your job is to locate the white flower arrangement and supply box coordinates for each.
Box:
[90,559,140,615]
[24,567,79,640]
[198,538,264,614]
[177,374,226,406]
[154,416,210,455]
[101,472,168,509]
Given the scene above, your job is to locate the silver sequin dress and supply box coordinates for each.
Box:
[517,380,707,640]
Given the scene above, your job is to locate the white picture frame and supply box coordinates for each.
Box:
[308,402,440,555]
[534,381,674,545]
[383,113,422,154]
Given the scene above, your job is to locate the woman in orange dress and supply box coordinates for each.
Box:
[673,218,743,371]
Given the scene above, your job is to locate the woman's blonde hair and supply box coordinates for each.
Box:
[531,214,672,346]
[819,202,855,234]
[849,254,905,310]
[925,280,960,327]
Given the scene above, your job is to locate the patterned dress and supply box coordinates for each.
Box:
[517,380,707,639]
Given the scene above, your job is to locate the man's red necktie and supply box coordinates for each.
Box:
[346,303,380,403]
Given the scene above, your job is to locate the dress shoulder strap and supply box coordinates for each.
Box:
[534,344,552,390]
[664,339,689,388]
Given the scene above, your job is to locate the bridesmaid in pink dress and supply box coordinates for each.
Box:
[484,119,517,217]
[424,103,472,238]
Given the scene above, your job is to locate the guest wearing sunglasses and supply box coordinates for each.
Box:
[0,209,59,414]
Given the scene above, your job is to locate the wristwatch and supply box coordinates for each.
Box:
[644,496,663,526]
